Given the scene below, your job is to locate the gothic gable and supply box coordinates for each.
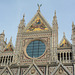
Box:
[58,34,71,49]
[0,66,13,75]
[25,11,52,32]
[3,39,14,52]
[23,63,43,75]
[51,63,72,75]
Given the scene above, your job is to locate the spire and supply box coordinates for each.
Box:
[0,30,5,40]
[52,10,58,25]
[9,36,12,43]
[21,14,25,23]
[19,14,25,27]
[63,32,65,38]
[54,10,56,17]
[1,30,5,35]
[72,21,74,27]
[22,14,25,22]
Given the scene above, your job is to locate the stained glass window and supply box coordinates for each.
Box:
[26,40,46,58]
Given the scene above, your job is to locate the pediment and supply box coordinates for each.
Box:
[58,36,71,49]
[23,63,43,75]
[0,66,13,75]
[25,11,52,32]
[3,41,14,52]
[51,63,72,75]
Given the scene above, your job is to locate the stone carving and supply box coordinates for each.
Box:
[2,69,10,75]
[11,68,18,75]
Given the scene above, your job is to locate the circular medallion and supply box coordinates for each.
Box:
[59,67,63,74]
[31,69,35,74]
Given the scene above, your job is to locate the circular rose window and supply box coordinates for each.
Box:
[26,40,46,58]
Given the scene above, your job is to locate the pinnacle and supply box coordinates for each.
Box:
[52,10,58,25]
[23,14,25,21]
[54,10,56,16]
[10,36,12,43]
[72,21,74,27]
[63,32,65,38]
[1,30,5,35]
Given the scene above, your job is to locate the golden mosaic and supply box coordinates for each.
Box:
[27,16,48,32]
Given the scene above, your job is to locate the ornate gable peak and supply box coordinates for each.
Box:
[51,63,72,75]
[24,10,52,32]
[0,30,5,35]
[19,14,25,28]
[58,32,71,48]
[0,66,13,75]
[3,37,14,52]
[23,63,43,75]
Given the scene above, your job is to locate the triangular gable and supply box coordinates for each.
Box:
[0,66,13,75]
[25,11,52,32]
[51,63,72,75]
[3,41,14,52]
[23,63,43,75]
[58,36,71,49]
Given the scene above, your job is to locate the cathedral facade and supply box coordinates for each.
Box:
[0,7,75,75]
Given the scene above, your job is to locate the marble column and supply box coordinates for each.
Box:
[7,57,8,65]
[60,53,61,62]
[46,64,48,75]
[69,52,70,63]
[2,57,3,66]
[63,52,64,63]
[66,52,67,62]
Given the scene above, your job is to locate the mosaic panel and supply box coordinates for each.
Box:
[0,68,3,73]
[11,68,18,75]
[38,66,46,75]
[25,66,41,75]
[66,66,73,75]
[54,67,68,75]
[2,69,11,75]
[49,67,56,75]
[27,16,48,32]
[21,67,28,75]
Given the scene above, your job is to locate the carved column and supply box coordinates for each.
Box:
[5,57,6,65]
[63,52,64,63]
[1,57,3,66]
[0,57,1,65]
[60,53,61,62]
[46,64,48,75]
[69,52,70,63]
[66,52,67,62]
[2,57,3,66]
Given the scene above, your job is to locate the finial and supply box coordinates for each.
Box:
[37,4,42,12]
[23,14,25,18]
[1,30,5,35]
[54,10,56,16]
[72,21,74,27]
[63,32,65,37]
[22,14,25,21]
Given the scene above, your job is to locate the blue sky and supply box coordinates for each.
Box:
[0,0,75,46]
